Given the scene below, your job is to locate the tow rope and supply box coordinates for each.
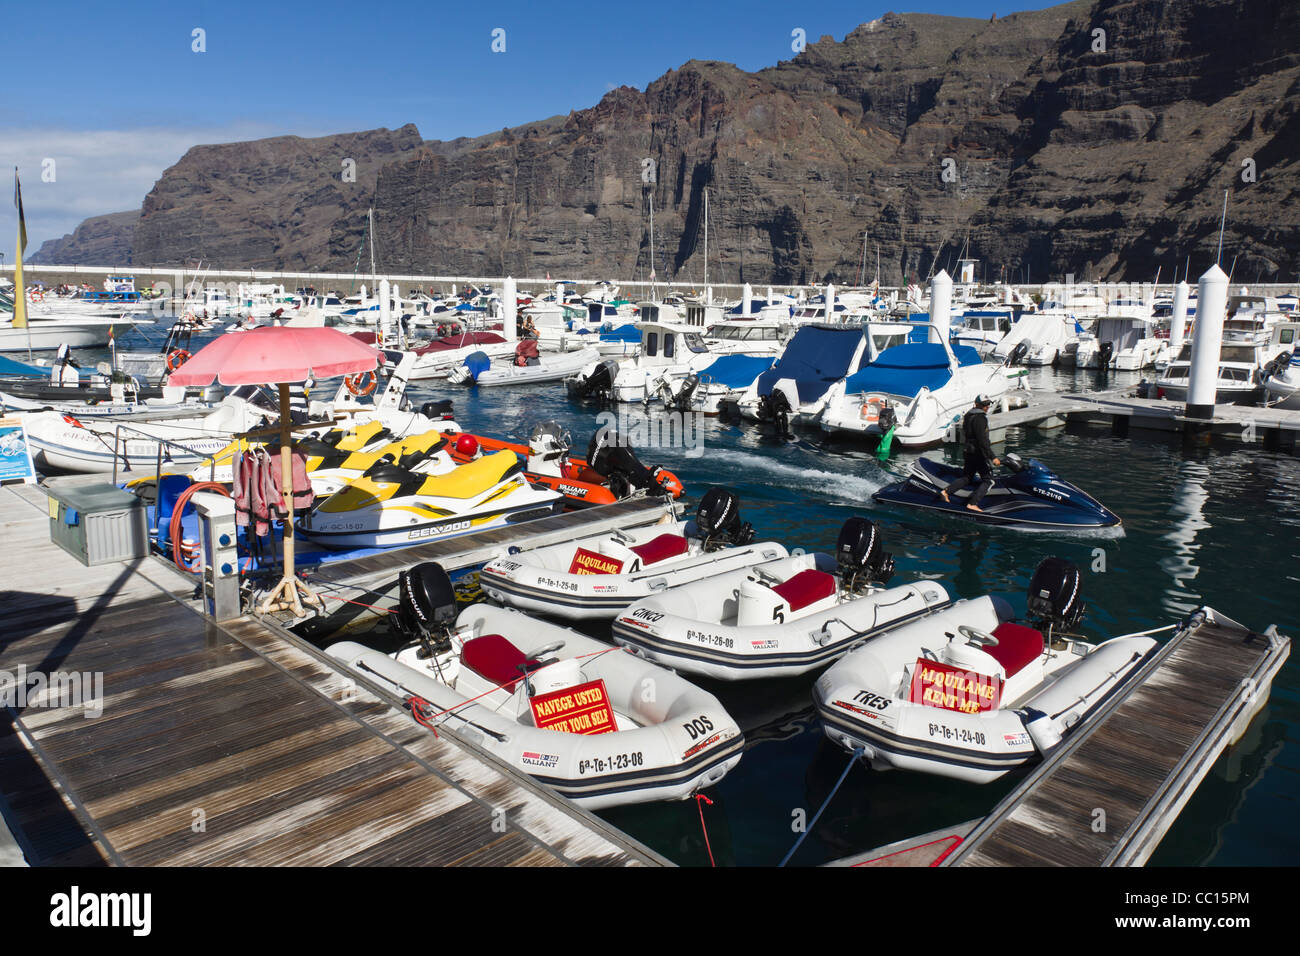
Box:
[778,746,863,867]
[695,793,716,868]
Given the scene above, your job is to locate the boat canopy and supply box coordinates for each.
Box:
[415,332,505,354]
[0,354,47,377]
[757,326,864,401]
[697,353,775,388]
[842,343,978,396]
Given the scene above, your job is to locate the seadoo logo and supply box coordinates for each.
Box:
[49,886,151,936]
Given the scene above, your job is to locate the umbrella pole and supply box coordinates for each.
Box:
[258,383,321,617]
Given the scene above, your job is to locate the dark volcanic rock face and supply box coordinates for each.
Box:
[30,211,138,265]
[50,0,1300,283]
[130,125,423,271]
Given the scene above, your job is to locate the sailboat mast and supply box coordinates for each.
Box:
[649,193,656,299]
[703,188,709,292]
[368,206,377,282]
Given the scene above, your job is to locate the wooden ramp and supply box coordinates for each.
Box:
[0,484,661,867]
[945,611,1289,867]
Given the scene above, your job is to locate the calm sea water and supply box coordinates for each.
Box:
[94,325,1299,866]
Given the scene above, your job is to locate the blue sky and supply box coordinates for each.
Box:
[2,0,1039,255]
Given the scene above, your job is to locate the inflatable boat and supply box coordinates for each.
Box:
[872,453,1122,529]
[480,487,785,621]
[327,566,743,808]
[611,517,952,680]
[813,558,1159,783]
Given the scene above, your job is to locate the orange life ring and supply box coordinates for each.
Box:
[167,349,192,372]
[345,370,377,396]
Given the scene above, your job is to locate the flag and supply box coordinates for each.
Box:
[12,169,27,329]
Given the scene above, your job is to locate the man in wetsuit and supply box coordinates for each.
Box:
[940,396,1000,512]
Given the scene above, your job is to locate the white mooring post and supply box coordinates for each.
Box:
[742,283,753,317]
[503,276,518,344]
[930,269,953,345]
[1186,265,1228,421]
[826,282,836,320]
[378,278,392,346]
[1170,280,1190,353]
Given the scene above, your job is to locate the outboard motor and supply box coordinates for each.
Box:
[877,401,898,435]
[395,562,458,658]
[420,399,456,421]
[663,373,699,411]
[1008,341,1030,366]
[1026,557,1086,637]
[694,487,754,551]
[587,429,669,498]
[756,384,796,439]
[835,517,895,592]
[1098,341,1115,369]
[573,359,620,401]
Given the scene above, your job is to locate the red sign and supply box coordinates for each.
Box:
[529,679,617,735]
[909,658,1002,714]
[568,547,624,575]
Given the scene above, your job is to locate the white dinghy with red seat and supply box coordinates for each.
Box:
[812,558,1160,783]
[327,564,743,808]
[479,487,788,621]
[611,518,953,681]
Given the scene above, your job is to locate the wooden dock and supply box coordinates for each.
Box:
[943,610,1289,867]
[0,482,665,866]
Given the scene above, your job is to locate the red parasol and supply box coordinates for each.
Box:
[168,326,382,616]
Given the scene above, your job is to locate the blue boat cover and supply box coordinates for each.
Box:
[757,326,864,402]
[843,343,983,396]
[463,350,492,381]
[697,353,774,388]
[599,323,642,343]
[0,355,47,377]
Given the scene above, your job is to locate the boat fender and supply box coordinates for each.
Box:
[1020,707,1063,754]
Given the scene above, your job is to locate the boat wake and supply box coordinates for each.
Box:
[700,448,892,504]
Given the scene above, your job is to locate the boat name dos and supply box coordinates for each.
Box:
[682,715,715,740]
[408,519,471,540]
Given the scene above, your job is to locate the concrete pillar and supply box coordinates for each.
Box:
[1170,281,1189,353]
[503,276,517,344]
[1186,265,1228,420]
[930,269,953,345]
[766,286,773,305]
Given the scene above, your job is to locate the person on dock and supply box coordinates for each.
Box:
[939,396,1000,512]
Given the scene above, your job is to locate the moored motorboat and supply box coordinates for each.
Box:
[479,487,783,621]
[611,517,952,680]
[813,558,1160,783]
[327,566,743,808]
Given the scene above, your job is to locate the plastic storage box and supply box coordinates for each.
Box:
[45,483,148,566]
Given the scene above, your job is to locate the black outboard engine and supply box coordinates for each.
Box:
[756,388,795,439]
[1098,341,1115,369]
[574,359,620,401]
[395,562,458,658]
[587,429,668,498]
[665,373,699,411]
[835,517,895,592]
[877,401,898,435]
[421,399,456,421]
[1008,341,1030,366]
[1026,557,1086,636]
[695,487,754,551]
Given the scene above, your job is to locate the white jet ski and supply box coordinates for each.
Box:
[327,565,743,809]
[479,487,787,621]
[612,518,952,681]
[813,558,1159,783]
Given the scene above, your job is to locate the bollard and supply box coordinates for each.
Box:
[1186,265,1228,421]
[503,276,517,344]
[930,269,953,345]
[1170,281,1189,353]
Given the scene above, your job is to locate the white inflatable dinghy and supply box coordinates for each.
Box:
[813,558,1159,783]
[612,518,952,680]
[480,487,787,620]
[327,564,743,808]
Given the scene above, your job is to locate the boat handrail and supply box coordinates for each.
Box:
[109,421,224,485]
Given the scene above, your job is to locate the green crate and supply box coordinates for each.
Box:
[46,483,148,567]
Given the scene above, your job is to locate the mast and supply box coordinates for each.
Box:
[649,193,656,300]
[703,188,709,292]
[368,206,377,286]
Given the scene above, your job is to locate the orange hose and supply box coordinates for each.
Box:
[170,481,231,571]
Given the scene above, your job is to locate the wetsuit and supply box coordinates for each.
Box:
[943,408,995,507]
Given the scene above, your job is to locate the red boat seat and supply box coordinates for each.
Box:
[629,533,690,566]
[460,634,536,691]
[988,622,1045,678]
[772,569,838,612]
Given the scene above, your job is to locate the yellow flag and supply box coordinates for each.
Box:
[12,169,27,329]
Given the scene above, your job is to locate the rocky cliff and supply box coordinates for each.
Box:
[42,0,1300,284]
[30,211,137,265]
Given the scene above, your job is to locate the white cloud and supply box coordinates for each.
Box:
[0,122,331,255]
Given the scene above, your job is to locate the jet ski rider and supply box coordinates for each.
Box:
[939,395,1000,512]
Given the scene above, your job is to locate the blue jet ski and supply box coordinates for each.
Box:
[873,453,1121,529]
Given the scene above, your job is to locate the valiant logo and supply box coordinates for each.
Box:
[49,886,151,936]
